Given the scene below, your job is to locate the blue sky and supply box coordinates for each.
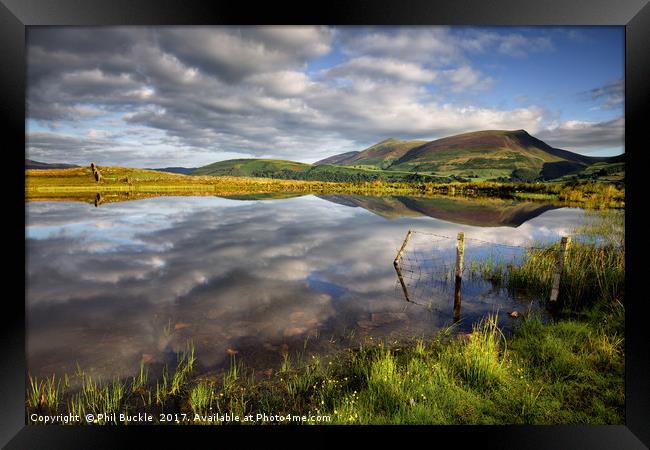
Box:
[26,26,624,167]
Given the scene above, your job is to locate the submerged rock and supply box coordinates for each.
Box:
[370,312,408,325]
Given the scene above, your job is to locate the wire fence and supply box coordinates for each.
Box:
[393,229,567,308]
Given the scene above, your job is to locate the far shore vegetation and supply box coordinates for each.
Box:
[25,204,625,425]
[26,166,624,209]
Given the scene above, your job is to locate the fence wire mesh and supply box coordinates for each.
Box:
[393,229,557,307]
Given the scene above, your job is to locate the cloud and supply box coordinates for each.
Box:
[326,56,438,84]
[156,26,334,83]
[442,65,494,92]
[25,26,620,166]
[27,131,112,153]
[537,117,624,152]
[585,79,624,110]
[496,34,553,57]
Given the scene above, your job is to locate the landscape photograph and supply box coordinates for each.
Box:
[25,26,625,425]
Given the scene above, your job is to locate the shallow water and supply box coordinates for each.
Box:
[26,194,589,381]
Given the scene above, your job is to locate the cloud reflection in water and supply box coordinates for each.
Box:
[26,195,587,380]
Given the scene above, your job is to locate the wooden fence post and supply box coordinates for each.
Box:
[455,232,465,278]
[454,232,465,322]
[90,162,102,183]
[549,236,571,302]
[394,230,413,302]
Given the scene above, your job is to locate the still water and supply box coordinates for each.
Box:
[26,194,588,381]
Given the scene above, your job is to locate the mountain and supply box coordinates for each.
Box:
[322,130,621,181]
[191,129,623,183]
[26,159,79,170]
[313,151,360,166]
[315,138,426,169]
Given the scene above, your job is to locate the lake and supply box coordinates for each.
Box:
[26,194,590,382]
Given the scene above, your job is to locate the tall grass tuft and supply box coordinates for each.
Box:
[131,361,149,392]
[440,313,508,391]
[170,341,196,396]
[155,366,169,406]
[190,380,214,416]
[27,374,62,413]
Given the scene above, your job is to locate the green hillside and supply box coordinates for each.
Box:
[192,159,311,177]
[192,158,458,183]
[315,138,426,169]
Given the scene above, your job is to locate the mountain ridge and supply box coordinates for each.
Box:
[25,159,80,170]
[317,129,622,181]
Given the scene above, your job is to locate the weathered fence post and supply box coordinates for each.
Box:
[549,236,571,302]
[394,230,413,302]
[90,162,102,183]
[453,232,465,322]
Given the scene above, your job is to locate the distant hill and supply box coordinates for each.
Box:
[192,158,456,183]
[149,167,196,175]
[26,159,79,170]
[192,159,311,177]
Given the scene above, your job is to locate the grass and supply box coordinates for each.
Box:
[26,309,624,425]
[326,311,622,424]
[26,166,624,209]
[170,341,196,396]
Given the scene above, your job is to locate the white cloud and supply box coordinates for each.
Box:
[25,26,621,166]
[245,71,312,97]
[538,117,624,152]
[326,56,438,84]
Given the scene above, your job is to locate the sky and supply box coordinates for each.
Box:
[25,26,624,168]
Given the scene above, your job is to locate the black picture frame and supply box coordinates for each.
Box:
[3,0,649,448]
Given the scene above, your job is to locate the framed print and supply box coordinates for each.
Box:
[2,0,649,447]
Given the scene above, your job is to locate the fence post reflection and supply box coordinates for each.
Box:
[394,230,413,302]
[453,232,465,322]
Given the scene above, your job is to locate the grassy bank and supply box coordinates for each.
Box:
[26,306,624,425]
[25,166,624,208]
